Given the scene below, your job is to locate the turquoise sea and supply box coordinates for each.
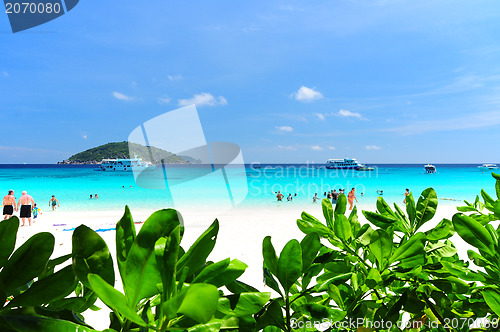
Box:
[0,164,497,213]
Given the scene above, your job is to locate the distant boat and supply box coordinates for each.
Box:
[478,163,498,171]
[98,157,155,171]
[424,164,436,174]
[356,165,375,171]
[326,158,363,170]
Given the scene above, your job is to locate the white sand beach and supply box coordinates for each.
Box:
[14,201,467,330]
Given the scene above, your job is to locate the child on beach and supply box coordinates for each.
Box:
[32,204,41,220]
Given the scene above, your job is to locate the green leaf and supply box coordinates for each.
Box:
[322,199,334,229]
[390,232,426,264]
[188,321,222,332]
[495,201,500,218]
[426,241,457,258]
[425,218,454,241]
[406,192,416,226]
[0,232,54,295]
[369,230,392,270]
[193,258,247,287]
[452,213,495,256]
[481,189,495,206]
[483,289,500,316]
[177,219,219,279]
[327,285,344,309]
[335,194,347,215]
[262,236,278,275]
[276,240,302,293]
[8,265,77,308]
[263,268,283,296]
[334,214,352,242]
[468,250,491,267]
[218,292,271,316]
[348,206,361,236]
[124,209,183,306]
[414,188,438,230]
[300,233,321,272]
[88,274,146,327]
[362,211,399,229]
[296,218,335,239]
[0,217,19,267]
[159,225,181,298]
[0,315,98,332]
[115,205,136,279]
[255,299,286,331]
[178,283,219,324]
[365,268,382,289]
[377,197,398,218]
[72,225,114,289]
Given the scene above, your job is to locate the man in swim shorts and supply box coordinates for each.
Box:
[17,191,35,226]
[49,195,60,210]
[3,189,16,220]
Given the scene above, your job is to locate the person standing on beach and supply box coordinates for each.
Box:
[403,189,410,204]
[287,193,292,201]
[348,188,358,210]
[17,191,35,226]
[32,204,42,220]
[276,191,284,201]
[331,189,338,205]
[3,190,16,219]
[312,193,319,203]
[49,195,60,210]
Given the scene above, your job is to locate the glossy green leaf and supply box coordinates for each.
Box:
[218,292,271,316]
[178,283,219,324]
[300,232,321,272]
[494,201,500,218]
[263,268,283,296]
[322,198,334,229]
[276,239,302,292]
[194,258,247,287]
[369,230,392,270]
[255,299,286,331]
[483,289,500,316]
[426,241,457,258]
[158,225,181,299]
[0,217,19,267]
[328,285,344,309]
[467,250,491,267]
[8,265,77,308]
[377,197,398,219]
[425,218,454,241]
[390,232,426,264]
[334,214,352,242]
[0,232,54,295]
[0,315,98,332]
[365,268,382,289]
[115,205,136,278]
[88,273,146,327]
[188,321,222,332]
[262,236,278,275]
[452,213,495,256]
[177,219,219,279]
[335,194,347,215]
[481,189,495,206]
[72,225,114,289]
[124,209,183,306]
[348,206,361,236]
[296,218,335,239]
[414,188,438,230]
[362,211,399,228]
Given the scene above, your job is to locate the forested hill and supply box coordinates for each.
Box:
[58,141,192,164]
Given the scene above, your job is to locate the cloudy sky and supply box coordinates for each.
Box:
[1,0,500,163]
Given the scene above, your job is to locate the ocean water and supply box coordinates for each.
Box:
[0,164,497,214]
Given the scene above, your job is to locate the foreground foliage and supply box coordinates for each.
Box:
[0,173,499,331]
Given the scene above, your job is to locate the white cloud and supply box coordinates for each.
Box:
[82,134,88,139]
[315,113,326,121]
[275,126,293,133]
[157,96,171,104]
[2,72,8,77]
[112,91,134,101]
[311,145,324,151]
[327,146,336,150]
[338,109,364,119]
[168,74,183,81]
[178,92,227,107]
[365,145,382,150]
[277,145,296,151]
[292,86,323,102]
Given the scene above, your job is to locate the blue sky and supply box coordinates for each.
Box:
[1,0,500,163]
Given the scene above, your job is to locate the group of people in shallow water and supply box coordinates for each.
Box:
[274,187,359,210]
[2,190,60,226]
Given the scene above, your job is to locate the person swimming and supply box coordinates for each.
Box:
[377,190,384,195]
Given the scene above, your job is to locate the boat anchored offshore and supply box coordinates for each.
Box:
[424,164,436,174]
[356,165,375,171]
[99,157,155,171]
[478,163,498,171]
[326,158,364,170]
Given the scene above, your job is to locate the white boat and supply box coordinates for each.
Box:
[478,163,498,171]
[99,157,155,171]
[356,165,375,171]
[424,164,436,174]
[326,158,363,170]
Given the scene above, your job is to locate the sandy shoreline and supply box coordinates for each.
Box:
[12,200,467,330]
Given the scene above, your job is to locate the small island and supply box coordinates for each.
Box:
[58,141,197,165]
